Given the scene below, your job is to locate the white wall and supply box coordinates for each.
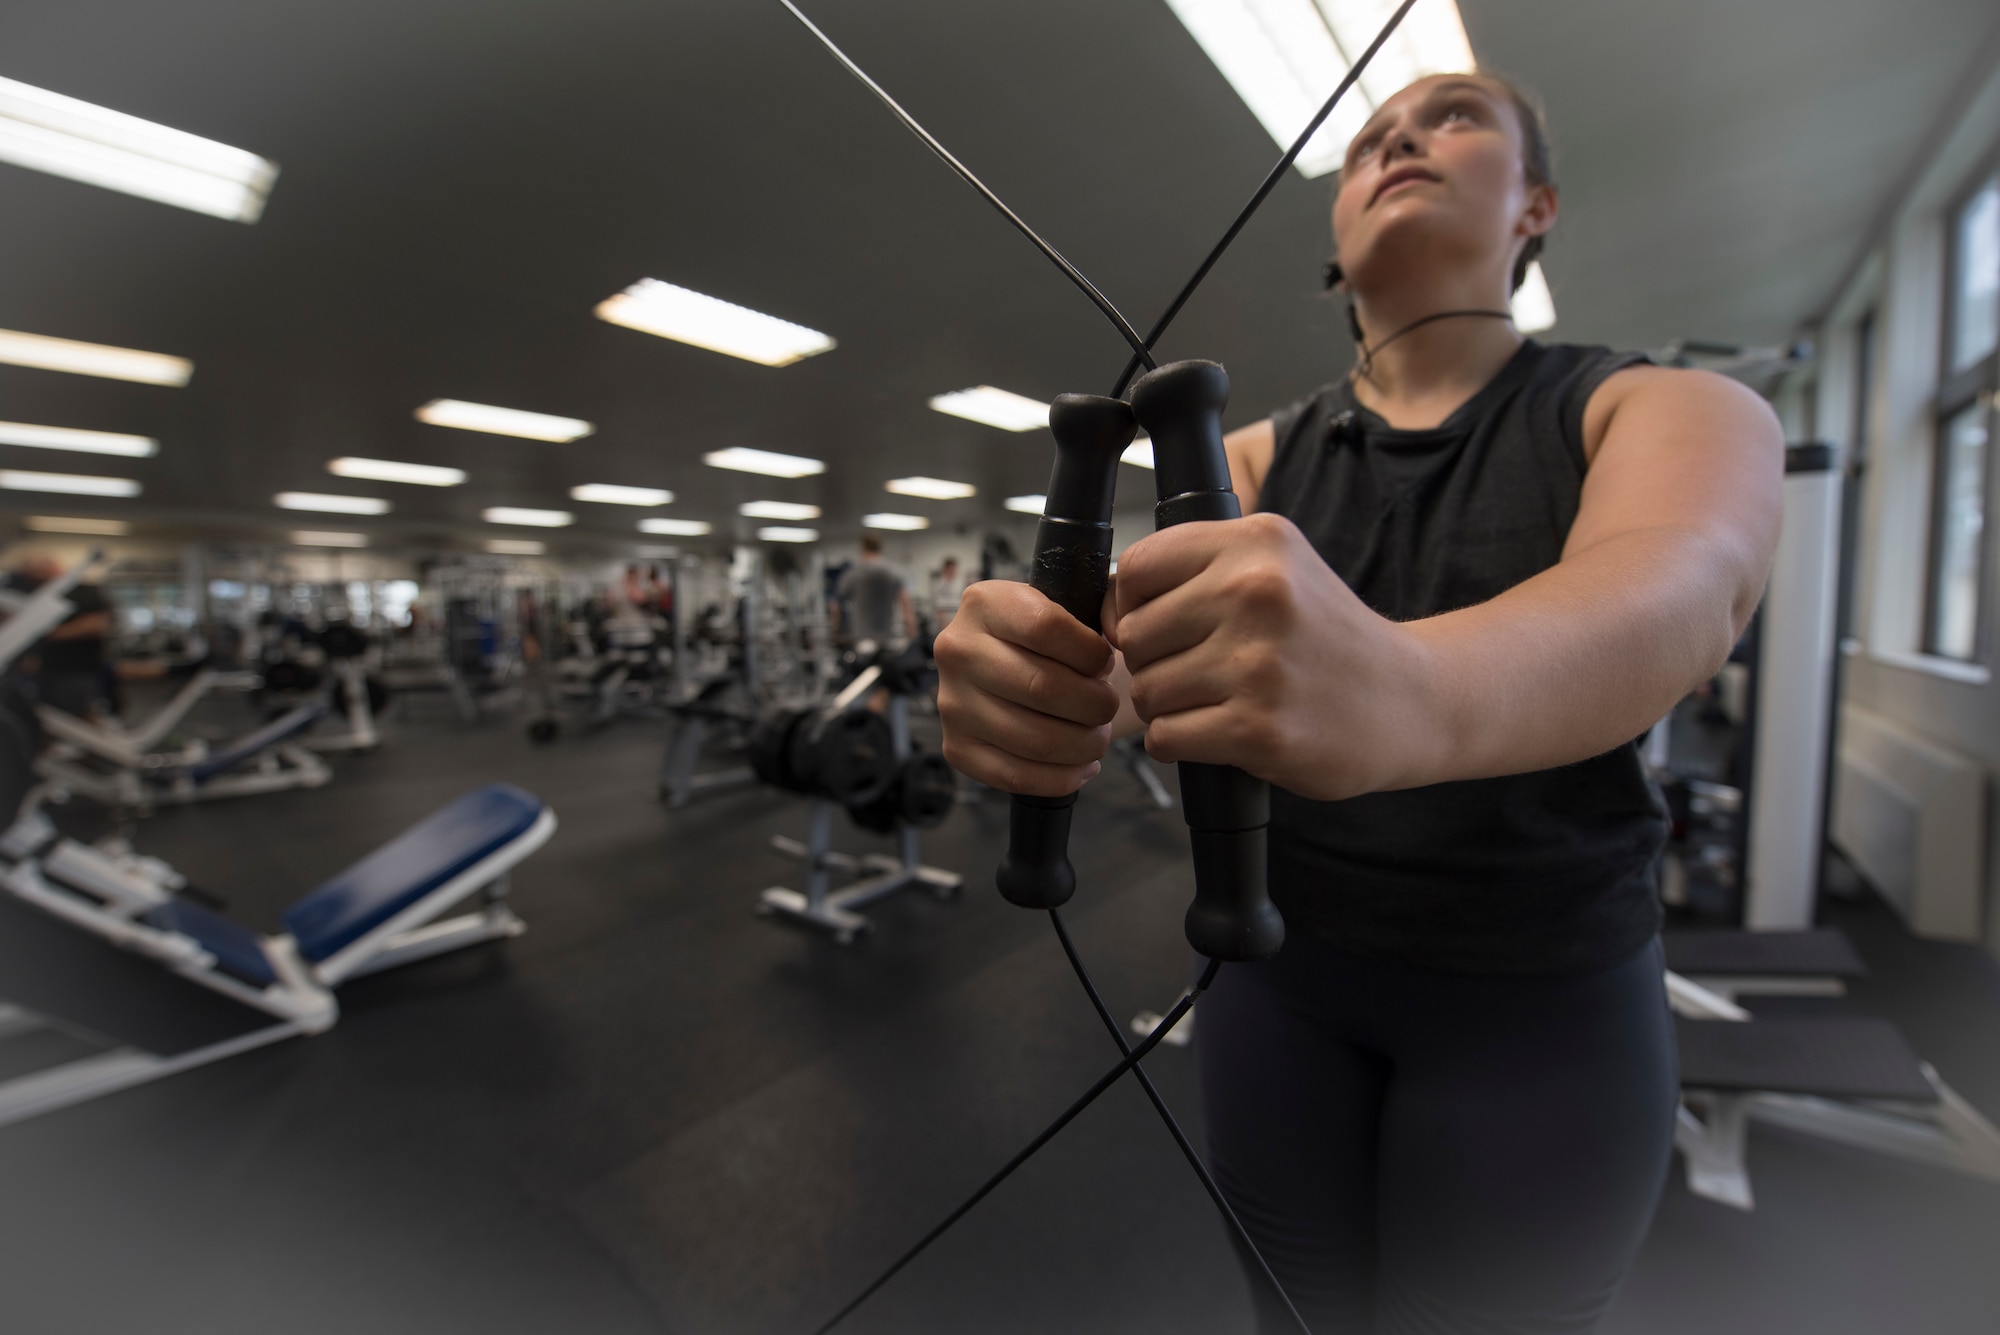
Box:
[1818,58,2000,956]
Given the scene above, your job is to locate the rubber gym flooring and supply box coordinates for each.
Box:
[1,695,1998,1334]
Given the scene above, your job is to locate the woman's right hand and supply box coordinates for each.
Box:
[935,580,1121,797]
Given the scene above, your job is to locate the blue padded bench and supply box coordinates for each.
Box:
[283,782,547,965]
[142,899,279,988]
[186,703,327,784]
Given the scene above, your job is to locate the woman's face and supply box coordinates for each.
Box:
[1330,75,1553,297]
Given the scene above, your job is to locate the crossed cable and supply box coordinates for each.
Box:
[776,3,1424,1330]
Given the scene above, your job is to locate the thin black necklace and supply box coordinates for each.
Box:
[1352,307,1516,383]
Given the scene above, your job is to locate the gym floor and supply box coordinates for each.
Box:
[2,700,1998,1334]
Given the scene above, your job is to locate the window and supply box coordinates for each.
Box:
[1926,176,1998,660]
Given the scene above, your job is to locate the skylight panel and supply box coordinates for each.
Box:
[595,278,836,367]
[0,328,191,385]
[0,421,157,457]
[703,447,825,478]
[417,399,593,442]
[329,457,466,486]
[0,75,278,222]
[928,387,1049,432]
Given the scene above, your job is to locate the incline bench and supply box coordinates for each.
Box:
[1668,969,2000,1209]
[0,782,555,1127]
[37,700,333,811]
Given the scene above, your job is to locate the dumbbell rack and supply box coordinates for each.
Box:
[757,691,961,944]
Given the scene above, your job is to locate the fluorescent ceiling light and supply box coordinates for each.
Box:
[416,399,593,442]
[291,530,367,548]
[640,517,714,536]
[635,544,679,559]
[886,476,977,500]
[275,491,389,515]
[25,515,129,535]
[0,420,157,458]
[1510,261,1556,334]
[0,327,191,386]
[595,277,836,367]
[329,457,465,487]
[487,538,545,556]
[928,386,1049,431]
[739,500,821,521]
[1004,494,1046,514]
[483,506,573,528]
[757,526,819,543]
[0,75,278,222]
[572,482,672,506]
[0,470,140,497]
[1122,438,1155,469]
[863,513,930,531]
[703,446,825,478]
[1163,0,1477,178]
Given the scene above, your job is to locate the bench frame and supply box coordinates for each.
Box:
[0,792,554,1128]
[1667,972,2000,1209]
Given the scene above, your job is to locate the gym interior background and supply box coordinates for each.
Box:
[2,1,2000,1331]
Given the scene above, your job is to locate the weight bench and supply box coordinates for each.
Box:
[1663,926,1867,1001]
[1667,972,2000,1209]
[0,782,555,1127]
[36,701,333,811]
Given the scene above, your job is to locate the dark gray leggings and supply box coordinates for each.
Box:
[1197,933,1677,1334]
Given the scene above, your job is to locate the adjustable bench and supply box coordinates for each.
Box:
[0,782,555,1127]
[1668,972,2000,1209]
[1663,926,1867,1001]
[36,700,333,811]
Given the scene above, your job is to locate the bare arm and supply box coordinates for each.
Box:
[1406,366,1782,779]
[1108,367,1783,798]
[48,612,110,640]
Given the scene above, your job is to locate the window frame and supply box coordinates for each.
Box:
[1923,168,2000,662]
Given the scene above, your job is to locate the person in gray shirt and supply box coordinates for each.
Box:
[832,532,916,646]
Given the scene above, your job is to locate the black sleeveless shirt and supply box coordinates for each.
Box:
[1258,340,1666,976]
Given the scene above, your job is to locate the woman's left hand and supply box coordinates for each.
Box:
[1106,511,1447,801]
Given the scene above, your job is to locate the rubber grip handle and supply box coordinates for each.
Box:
[1128,360,1285,962]
[995,394,1137,910]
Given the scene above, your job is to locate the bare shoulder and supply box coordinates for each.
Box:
[1580,363,1777,466]
[1224,418,1276,513]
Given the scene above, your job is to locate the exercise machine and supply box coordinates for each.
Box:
[754,651,961,943]
[0,780,555,1127]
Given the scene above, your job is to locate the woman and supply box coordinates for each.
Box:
[935,71,1783,1333]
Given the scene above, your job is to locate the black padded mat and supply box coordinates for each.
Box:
[1665,928,1867,977]
[0,893,276,1055]
[1675,1016,1936,1102]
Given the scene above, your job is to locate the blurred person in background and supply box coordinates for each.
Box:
[6,553,113,720]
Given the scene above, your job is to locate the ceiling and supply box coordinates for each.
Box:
[0,0,1995,554]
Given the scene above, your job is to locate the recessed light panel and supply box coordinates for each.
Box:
[757,526,819,543]
[635,544,680,559]
[0,470,140,497]
[329,457,466,486]
[640,518,714,536]
[863,513,930,531]
[275,492,389,515]
[928,386,1049,432]
[1122,438,1155,469]
[25,515,129,535]
[487,538,546,556]
[1004,494,1046,514]
[702,447,825,478]
[1162,0,1476,178]
[0,74,279,222]
[886,476,976,500]
[416,399,593,442]
[0,421,157,458]
[291,530,367,548]
[0,328,191,386]
[739,500,822,521]
[483,507,573,528]
[595,278,836,367]
[1510,261,1557,334]
[571,483,673,506]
